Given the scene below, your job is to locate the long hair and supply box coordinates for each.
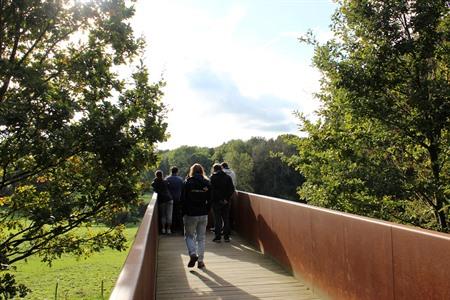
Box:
[188,163,208,179]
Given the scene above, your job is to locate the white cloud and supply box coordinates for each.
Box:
[132,0,324,149]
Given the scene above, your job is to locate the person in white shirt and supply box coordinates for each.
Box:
[221,162,236,187]
[221,162,237,232]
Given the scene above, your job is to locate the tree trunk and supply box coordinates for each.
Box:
[429,142,448,232]
[435,202,448,233]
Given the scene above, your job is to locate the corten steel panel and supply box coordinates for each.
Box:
[309,209,348,300]
[392,227,450,300]
[110,195,159,300]
[235,192,450,300]
[267,198,296,273]
[143,208,158,299]
[257,195,274,254]
[342,217,394,300]
[249,194,261,249]
[136,209,158,300]
[235,192,251,241]
[237,193,260,248]
[136,199,159,300]
[231,191,241,228]
[230,191,239,230]
[286,203,314,287]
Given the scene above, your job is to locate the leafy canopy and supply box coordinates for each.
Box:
[0,0,167,296]
[287,0,449,232]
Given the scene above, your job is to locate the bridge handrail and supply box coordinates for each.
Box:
[232,191,450,300]
[111,191,450,299]
[110,193,158,300]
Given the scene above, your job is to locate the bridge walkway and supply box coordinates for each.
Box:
[156,232,320,300]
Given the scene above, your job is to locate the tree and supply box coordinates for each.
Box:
[224,151,254,192]
[252,136,305,201]
[0,0,167,295]
[154,137,306,200]
[164,146,212,177]
[287,0,449,231]
[213,140,254,191]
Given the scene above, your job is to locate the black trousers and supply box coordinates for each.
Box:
[213,202,230,238]
[172,201,183,232]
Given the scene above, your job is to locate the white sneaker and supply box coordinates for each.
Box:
[167,229,172,234]
[161,228,166,234]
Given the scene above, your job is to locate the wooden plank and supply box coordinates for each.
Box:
[156,232,320,299]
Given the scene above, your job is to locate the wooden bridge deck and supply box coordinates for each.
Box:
[156,232,320,300]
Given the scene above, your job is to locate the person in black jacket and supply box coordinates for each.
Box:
[151,170,173,234]
[210,163,235,243]
[182,163,211,269]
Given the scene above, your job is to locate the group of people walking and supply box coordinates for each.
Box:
[151,162,236,269]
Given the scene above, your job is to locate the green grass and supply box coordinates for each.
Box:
[13,225,138,300]
[141,192,153,204]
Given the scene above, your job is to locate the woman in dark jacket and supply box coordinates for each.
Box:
[182,163,211,269]
[151,170,173,234]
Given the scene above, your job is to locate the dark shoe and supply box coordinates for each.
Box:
[212,237,221,243]
[197,261,205,269]
[187,255,198,268]
[224,237,230,243]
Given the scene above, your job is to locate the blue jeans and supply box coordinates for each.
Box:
[183,215,208,262]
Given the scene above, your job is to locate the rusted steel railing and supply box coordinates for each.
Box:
[110,193,158,300]
[232,192,450,300]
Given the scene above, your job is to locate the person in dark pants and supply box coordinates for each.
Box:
[221,162,237,230]
[151,170,173,234]
[210,163,235,243]
[166,166,184,234]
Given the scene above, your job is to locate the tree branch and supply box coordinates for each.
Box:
[414,191,436,209]
[17,21,51,67]
[0,146,83,190]
[0,3,22,103]
[4,190,109,251]
[0,221,41,249]
[400,12,412,42]
[38,28,78,66]
[382,116,429,149]
[7,204,108,264]
[0,0,4,58]
[0,3,23,103]
[9,227,115,264]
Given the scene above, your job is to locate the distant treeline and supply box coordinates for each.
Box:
[144,135,305,202]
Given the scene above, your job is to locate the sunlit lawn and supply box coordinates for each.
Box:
[13,225,138,300]
[10,193,154,299]
[141,192,153,204]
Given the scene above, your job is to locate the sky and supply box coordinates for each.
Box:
[131,0,337,149]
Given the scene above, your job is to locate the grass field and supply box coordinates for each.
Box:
[10,193,154,299]
[13,225,138,300]
[11,193,154,299]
